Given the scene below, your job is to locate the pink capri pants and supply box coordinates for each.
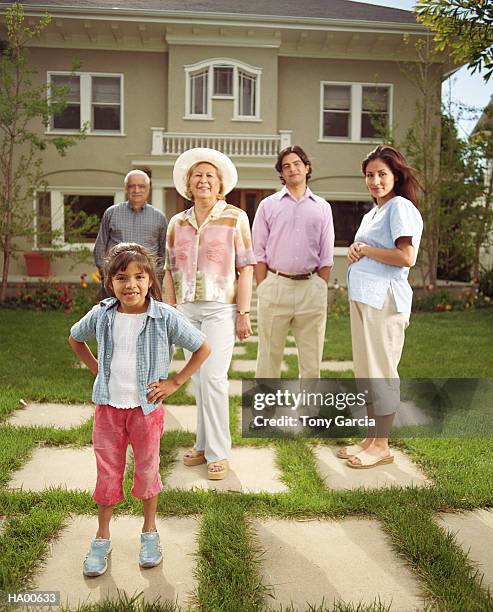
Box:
[92,404,164,506]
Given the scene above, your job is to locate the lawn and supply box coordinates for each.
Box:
[0,307,492,611]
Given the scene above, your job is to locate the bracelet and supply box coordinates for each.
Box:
[237,310,250,315]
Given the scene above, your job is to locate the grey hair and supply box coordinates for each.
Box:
[124,169,150,187]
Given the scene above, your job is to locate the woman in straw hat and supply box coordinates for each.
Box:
[164,148,255,480]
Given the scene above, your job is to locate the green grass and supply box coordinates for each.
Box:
[0,308,493,611]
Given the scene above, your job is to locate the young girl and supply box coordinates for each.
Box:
[69,242,210,576]
[339,145,423,469]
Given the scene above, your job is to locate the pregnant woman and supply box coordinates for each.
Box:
[340,144,423,469]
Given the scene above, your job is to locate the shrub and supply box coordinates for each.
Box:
[5,275,99,313]
[478,268,493,298]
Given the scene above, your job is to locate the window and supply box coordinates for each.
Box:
[320,82,392,141]
[64,195,114,242]
[238,71,257,118]
[322,85,351,138]
[213,66,233,96]
[49,72,123,133]
[361,86,390,139]
[92,77,121,131]
[34,190,118,249]
[330,200,374,247]
[51,75,81,130]
[185,59,261,120]
[190,70,209,116]
[36,192,52,248]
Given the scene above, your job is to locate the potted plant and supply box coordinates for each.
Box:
[23,251,51,276]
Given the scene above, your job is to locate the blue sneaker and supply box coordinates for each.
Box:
[139,531,163,568]
[83,538,112,577]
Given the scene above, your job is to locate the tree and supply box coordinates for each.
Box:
[437,113,486,281]
[399,37,443,286]
[416,0,493,81]
[0,2,87,302]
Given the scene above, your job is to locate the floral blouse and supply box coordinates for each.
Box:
[165,200,256,304]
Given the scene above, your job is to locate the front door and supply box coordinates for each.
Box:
[227,189,274,226]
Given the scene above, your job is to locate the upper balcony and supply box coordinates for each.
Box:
[151,129,292,158]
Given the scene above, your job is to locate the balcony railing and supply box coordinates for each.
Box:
[151,129,292,157]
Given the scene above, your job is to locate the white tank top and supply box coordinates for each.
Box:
[108,311,147,409]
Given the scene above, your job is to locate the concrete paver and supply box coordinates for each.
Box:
[9,447,97,492]
[320,360,354,372]
[315,445,430,490]
[437,509,493,592]
[165,447,288,493]
[231,359,287,373]
[33,515,199,609]
[186,379,243,397]
[232,345,248,356]
[164,405,197,432]
[169,359,186,372]
[6,402,93,429]
[254,517,424,611]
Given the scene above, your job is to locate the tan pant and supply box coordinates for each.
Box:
[350,291,409,415]
[256,271,328,378]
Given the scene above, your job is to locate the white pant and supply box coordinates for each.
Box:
[178,301,236,463]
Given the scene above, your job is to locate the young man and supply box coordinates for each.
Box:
[252,145,334,379]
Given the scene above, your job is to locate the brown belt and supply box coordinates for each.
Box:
[267,267,317,281]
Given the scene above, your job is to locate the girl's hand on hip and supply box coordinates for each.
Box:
[147,379,180,403]
[236,313,252,341]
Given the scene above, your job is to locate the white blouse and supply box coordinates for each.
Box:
[108,311,147,409]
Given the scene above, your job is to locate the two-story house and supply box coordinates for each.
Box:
[1,0,450,283]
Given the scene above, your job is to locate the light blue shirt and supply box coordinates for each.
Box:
[70,297,205,415]
[347,196,423,313]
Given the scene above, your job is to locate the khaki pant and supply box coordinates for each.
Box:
[350,291,409,416]
[256,271,328,378]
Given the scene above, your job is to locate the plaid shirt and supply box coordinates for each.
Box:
[70,297,205,415]
[94,202,167,270]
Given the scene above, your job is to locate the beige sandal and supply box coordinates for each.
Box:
[183,448,206,467]
[336,444,365,459]
[207,460,229,480]
[347,450,394,469]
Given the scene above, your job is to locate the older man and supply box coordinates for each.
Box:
[94,170,167,280]
[252,145,334,379]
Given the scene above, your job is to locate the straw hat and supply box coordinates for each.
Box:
[172,147,238,199]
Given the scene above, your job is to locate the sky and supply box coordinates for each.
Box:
[351,0,493,137]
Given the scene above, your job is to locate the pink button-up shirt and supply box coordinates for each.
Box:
[165,200,256,304]
[252,186,334,274]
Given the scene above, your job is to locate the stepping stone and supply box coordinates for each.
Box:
[186,379,243,397]
[164,405,197,432]
[9,447,97,492]
[169,359,186,372]
[320,360,354,372]
[6,402,93,429]
[230,360,288,373]
[165,447,288,493]
[33,515,199,609]
[314,446,430,490]
[283,347,298,356]
[253,518,424,610]
[437,509,493,592]
[394,400,433,427]
[233,345,247,356]
[242,335,258,344]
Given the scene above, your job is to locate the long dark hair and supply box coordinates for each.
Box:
[104,242,162,301]
[362,145,421,207]
[275,145,312,184]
